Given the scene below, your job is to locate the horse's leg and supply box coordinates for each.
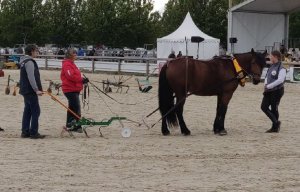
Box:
[161,116,170,136]
[214,93,233,135]
[213,96,222,134]
[176,96,190,136]
[216,104,228,135]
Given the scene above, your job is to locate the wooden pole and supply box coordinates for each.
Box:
[44,91,81,119]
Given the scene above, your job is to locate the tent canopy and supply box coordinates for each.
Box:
[231,0,300,14]
[157,12,220,59]
[158,12,218,42]
[228,0,300,53]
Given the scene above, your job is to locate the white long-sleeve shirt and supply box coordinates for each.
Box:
[264,68,286,90]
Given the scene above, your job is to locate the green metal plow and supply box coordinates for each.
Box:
[64,116,128,138]
[45,91,132,138]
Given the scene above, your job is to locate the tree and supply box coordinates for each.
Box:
[289,12,300,38]
[41,0,84,46]
[0,0,44,46]
[81,0,158,48]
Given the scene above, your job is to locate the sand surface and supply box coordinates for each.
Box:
[0,69,299,192]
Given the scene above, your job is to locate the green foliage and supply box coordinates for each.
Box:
[0,0,299,49]
[0,0,44,46]
[232,0,246,7]
[0,0,160,47]
[289,11,300,38]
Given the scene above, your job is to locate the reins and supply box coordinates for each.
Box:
[82,82,90,110]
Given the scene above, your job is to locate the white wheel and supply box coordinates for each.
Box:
[121,127,131,138]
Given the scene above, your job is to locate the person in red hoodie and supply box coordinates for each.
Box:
[61,48,89,132]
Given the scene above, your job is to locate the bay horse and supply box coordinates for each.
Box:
[158,49,267,136]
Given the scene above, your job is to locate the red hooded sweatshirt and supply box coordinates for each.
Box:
[61,59,83,93]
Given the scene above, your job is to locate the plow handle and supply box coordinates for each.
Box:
[44,91,81,119]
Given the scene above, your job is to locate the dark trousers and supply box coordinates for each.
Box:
[261,87,284,127]
[64,92,81,127]
[22,94,40,135]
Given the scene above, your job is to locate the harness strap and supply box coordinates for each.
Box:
[82,83,89,110]
[232,57,246,87]
[185,57,188,96]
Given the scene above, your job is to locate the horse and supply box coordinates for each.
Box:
[158,49,267,136]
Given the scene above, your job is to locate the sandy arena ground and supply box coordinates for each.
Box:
[0,69,299,192]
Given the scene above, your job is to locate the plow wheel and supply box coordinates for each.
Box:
[121,127,131,138]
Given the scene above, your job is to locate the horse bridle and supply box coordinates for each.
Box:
[241,68,261,80]
[236,57,262,81]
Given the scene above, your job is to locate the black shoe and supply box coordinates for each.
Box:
[71,127,83,133]
[70,126,82,133]
[265,128,277,133]
[277,121,281,132]
[30,133,46,139]
[266,121,281,133]
[21,133,30,138]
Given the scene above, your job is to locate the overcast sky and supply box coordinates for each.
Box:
[153,0,169,13]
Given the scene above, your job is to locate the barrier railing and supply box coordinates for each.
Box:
[0,54,169,76]
[1,54,299,81]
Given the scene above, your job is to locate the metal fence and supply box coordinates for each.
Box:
[0,54,169,76]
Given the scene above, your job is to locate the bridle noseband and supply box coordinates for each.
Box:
[234,56,263,81]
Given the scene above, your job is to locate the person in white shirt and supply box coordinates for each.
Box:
[261,50,286,133]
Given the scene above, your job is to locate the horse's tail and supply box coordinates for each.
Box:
[158,64,178,127]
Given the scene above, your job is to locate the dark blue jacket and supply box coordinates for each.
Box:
[19,58,42,95]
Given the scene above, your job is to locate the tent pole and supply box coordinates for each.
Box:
[227,10,233,53]
[185,36,188,56]
[197,42,199,59]
[284,13,289,48]
[229,0,233,9]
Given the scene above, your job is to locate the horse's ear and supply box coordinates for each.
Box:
[263,50,268,57]
[251,48,255,55]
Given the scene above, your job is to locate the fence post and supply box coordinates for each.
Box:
[45,57,48,69]
[118,59,121,74]
[92,59,95,73]
[146,59,150,76]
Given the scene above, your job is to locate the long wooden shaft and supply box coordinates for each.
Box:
[44,91,81,119]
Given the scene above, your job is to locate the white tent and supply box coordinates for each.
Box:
[157,12,220,60]
[228,0,300,53]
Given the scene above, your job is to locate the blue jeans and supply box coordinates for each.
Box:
[22,94,40,135]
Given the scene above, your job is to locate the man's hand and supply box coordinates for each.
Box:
[36,90,43,96]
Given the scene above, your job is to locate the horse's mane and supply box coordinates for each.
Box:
[168,51,266,67]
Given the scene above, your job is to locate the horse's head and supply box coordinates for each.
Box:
[248,49,267,84]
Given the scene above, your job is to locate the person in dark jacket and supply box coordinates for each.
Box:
[168,50,176,58]
[60,48,89,132]
[19,44,45,139]
[261,50,286,133]
[177,51,182,58]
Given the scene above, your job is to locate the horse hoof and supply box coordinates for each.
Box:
[162,131,170,136]
[182,130,191,136]
[218,129,227,136]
